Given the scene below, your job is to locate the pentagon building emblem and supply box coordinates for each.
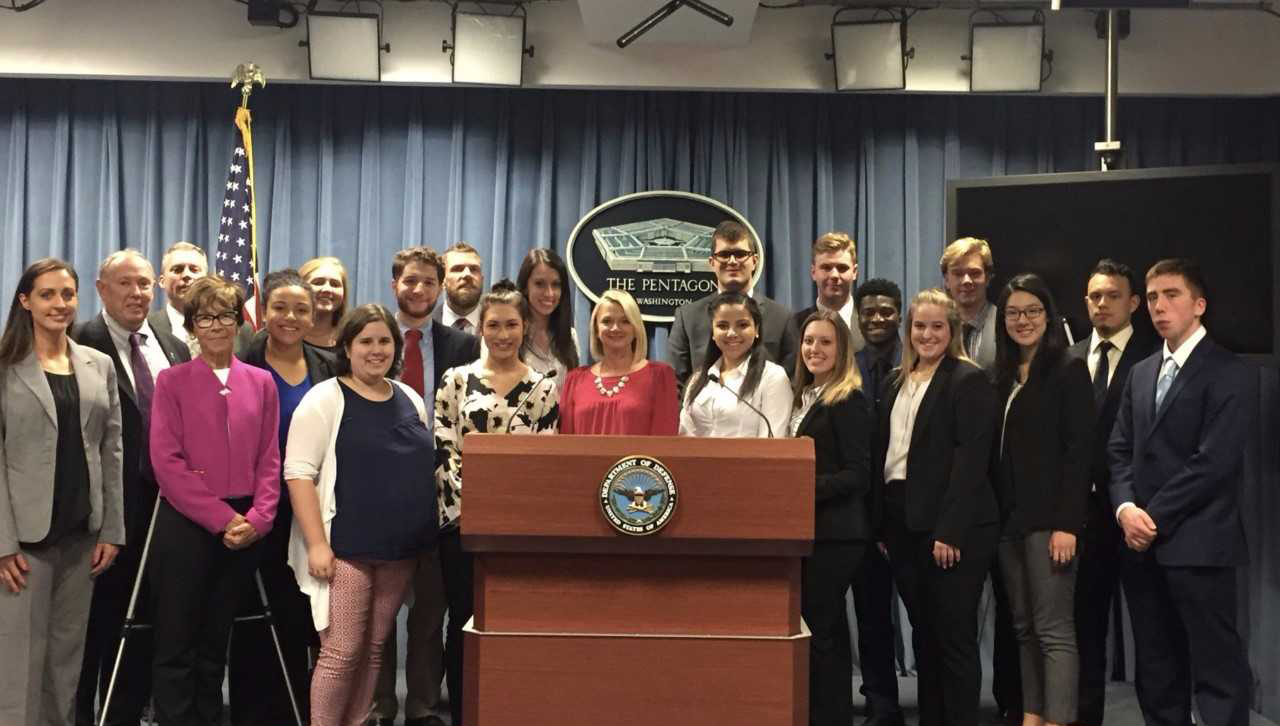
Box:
[600,456,678,536]
[567,191,762,323]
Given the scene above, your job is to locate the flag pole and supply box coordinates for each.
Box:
[230,63,266,328]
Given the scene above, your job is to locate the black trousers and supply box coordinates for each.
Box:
[1121,553,1252,726]
[227,496,315,726]
[149,499,262,726]
[439,527,474,726]
[75,523,154,726]
[989,560,1023,718]
[1074,496,1122,726]
[803,540,868,726]
[850,544,902,719]
[883,503,998,726]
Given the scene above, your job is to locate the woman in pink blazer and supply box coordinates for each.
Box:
[147,276,280,726]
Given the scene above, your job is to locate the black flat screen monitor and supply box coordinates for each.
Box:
[946,163,1280,361]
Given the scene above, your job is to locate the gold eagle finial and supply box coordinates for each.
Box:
[230,63,267,109]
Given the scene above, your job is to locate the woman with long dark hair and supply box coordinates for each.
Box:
[993,273,1094,726]
[788,309,872,726]
[679,292,791,438]
[872,288,1000,726]
[516,248,579,388]
[0,258,123,726]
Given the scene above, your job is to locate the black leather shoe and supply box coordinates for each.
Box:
[861,713,907,726]
[405,717,448,726]
[366,719,395,726]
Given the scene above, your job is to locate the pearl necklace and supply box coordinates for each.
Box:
[594,372,630,397]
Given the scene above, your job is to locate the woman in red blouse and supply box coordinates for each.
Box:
[559,289,678,435]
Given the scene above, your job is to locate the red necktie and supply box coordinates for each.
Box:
[402,327,425,397]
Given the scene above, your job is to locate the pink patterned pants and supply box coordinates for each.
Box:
[310,557,415,726]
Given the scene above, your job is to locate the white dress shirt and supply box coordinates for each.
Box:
[817,296,856,335]
[166,302,198,354]
[883,370,934,483]
[1115,324,1208,520]
[441,302,481,333]
[1086,324,1134,388]
[680,359,793,438]
[103,313,172,391]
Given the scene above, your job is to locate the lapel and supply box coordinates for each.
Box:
[907,356,955,453]
[14,351,57,426]
[68,339,100,433]
[154,327,188,367]
[796,396,825,439]
[85,314,138,408]
[431,323,447,383]
[1147,337,1212,437]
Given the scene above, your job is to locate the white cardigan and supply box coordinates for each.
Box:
[282,377,430,631]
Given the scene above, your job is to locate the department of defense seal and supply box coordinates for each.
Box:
[599,455,678,536]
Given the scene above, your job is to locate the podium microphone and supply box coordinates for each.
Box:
[707,370,774,438]
[503,368,557,434]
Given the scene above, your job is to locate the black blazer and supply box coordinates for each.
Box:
[237,329,338,385]
[1067,330,1155,506]
[430,322,481,388]
[1107,335,1251,567]
[667,292,795,393]
[872,356,999,549]
[794,389,872,542]
[72,313,191,538]
[996,354,1095,534]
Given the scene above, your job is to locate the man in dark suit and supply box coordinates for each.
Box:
[371,247,480,726]
[430,241,485,334]
[148,240,253,354]
[851,277,905,726]
[1109,258,1252,726]
[783,233,866,373]
[668,220,795,392]
[1067,259,1154,726]
[75,250,191,726]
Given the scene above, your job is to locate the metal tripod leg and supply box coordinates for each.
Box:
[249,569,305,726]
[98,496,160,726]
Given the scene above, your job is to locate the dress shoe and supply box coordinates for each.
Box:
[405,716,448,726]
[366,719,395,726]
[861,712,907,726]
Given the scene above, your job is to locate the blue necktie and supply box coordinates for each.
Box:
[1155,357,1179,410]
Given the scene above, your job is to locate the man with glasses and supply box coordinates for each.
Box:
[667,220,796,393]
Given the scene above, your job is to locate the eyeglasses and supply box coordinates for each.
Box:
[194,311,240,329]
[711,249,756,262]
[1004,306,1046,322]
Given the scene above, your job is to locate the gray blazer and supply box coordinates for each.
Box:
[0,339,124,555]
[667,292,796,393]
[966,303,998,373]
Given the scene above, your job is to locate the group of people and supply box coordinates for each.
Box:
[0,221,1251,726]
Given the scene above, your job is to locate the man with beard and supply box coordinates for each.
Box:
[369,247,480,726]
[148,241,252,354]
[432,242,485,334]
[668,220,796,393]
[783,232,865,373]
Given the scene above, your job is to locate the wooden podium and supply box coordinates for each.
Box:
[461,434,816,726]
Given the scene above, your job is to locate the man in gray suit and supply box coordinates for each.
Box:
[667,220,796,392]
[148,241,252,354]
[941,237,999,372]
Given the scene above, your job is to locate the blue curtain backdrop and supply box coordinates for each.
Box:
[1,78,1277,716]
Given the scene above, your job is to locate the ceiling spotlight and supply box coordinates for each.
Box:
[443,7,534,86]
[301,11,390,82]
[964,13,1053,92]
[826,10,914,92]
[616,0,734,49]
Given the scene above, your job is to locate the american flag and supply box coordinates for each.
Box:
[215,107,261,330]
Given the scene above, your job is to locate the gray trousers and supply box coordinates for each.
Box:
[371,547,448,720]
[0,530,97,726]
[997,530,1079,725]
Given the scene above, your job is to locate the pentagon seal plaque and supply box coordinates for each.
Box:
[600,455,678,536]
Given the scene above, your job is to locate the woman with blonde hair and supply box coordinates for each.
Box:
[298,256,349,355]
[871,288,1000,726]
[787,309,872,726]
[559,289,677,435]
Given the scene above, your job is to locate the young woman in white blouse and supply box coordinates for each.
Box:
[679,292,792,438]
[516,248,579,388]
